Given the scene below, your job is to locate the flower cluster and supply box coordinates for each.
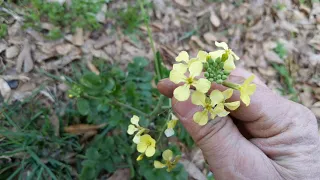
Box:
[169,41,257,126]
[127,115,156,160]
[154,149,181,172]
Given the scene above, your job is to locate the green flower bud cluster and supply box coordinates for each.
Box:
[204,57,230,84]
[68,84,83,98]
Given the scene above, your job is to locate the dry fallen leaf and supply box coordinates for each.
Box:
[87,61,100,75]
[174,0,191,7]
[203,32,217,45]
[180,159,207,180]
[5,46,19,59]
[264,50,284,64]
[0,78,11,101]
[108,168,130,180]
[72,28,84,46]
[210,10,221,27]
[16,40,34,73]
[64,123,107,135]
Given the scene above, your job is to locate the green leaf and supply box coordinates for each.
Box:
[77,98,90,115]
[80,73,102,88]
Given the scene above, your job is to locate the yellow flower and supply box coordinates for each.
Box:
[173,51,202,73]
[210,89,240,117]
[137,134,156,157]
[239,75,256,106]
[191,89,239,125]
[170,61,211,101]
[164,114,178,137]
[127,115,146,144]
[154,149,181,172]
[209,41,240,71]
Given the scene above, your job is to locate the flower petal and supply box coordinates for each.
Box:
[215,41,229,50]
[162,149,173,161]
[172,63,188,74]
[176,51,189,63]
[193,78,211,94]
[210,90,224,106]
[222,89,233,100]
[209,109,217,119]
[243,75,255,86]
[145,146,156,157]
[169,70,186,84]
[223,56,236,71]
[247,84,256,96]
[197,50,208,62]
[137,154,144,161]
[154,161,166,168]
[137,142,148,153]
[209,50,225,60]
[191,91,206,106]
[130,115,140,126]
[189,61,203,77]
[231,51,240,60]
[224,101,240,110]
[167,119,178,129]
[173,84,190,101]
[217,109,230,117]
[193,110,208,126]
[127,125,138,135]
[240,94,250,106]
[164,128,174,137]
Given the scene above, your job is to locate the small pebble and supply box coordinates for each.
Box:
[6,80,19,89]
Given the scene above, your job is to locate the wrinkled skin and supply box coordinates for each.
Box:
[157,68,320,180]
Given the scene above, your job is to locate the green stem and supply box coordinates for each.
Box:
[114,101,148,117]
[156,110,171,143]
[148,95,165,119]
[222,81,240,90]
[138,0,162,80]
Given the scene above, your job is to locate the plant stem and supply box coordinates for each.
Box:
[148,95,165,119]
[156,110,171,143]
[114,101,148,117]
[138,0,162,80]
[222,81,240,90]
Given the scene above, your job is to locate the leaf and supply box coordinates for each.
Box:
[80,73,102,89]
[77,98,90,115]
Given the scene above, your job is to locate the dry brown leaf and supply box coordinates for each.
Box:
[87,61,100,75]
[190,36,206,49]
[0,41,8,53]
[108,168,130,180]
[16,40,34,73]
[96,4,107,23]
[93,35,116,49]
[72,28,84,46]
[64,123,107,135]
[174,0,191,7]
[43,48,81,70]
[56,43,75,55]
[203,32,217,45]
[180,159,206,180]
[81,130,98,142]
[220,3,228,20]
[0,78,11,101]
[5,46,19,59]
[264,50,284,64]
[311,101,320,118]
[210,10,220,27]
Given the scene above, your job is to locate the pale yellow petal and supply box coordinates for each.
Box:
[209,50,224,60]
[188,58,198,66]
[247,84,256,95]
[197,50,208,62]
[172,63,188,74]
[171,113,178,120]
[130,115,140,126]
[133,131,143,144]
[193,110,208,126]
[189,61,203,77]
[209,109,217,119]
[173,84,190,101]
[240,94,250,106]
[243,75,255,86]
[212,103,224,114]
[137,142,147,153]
[215,41,229,50]
[210,90,224,106]
[127,125,138,135]
[136,154,144,161]
[223,56,236,71]
[145,146,156,157]
[231,51,240,60]
[169,70,186,84]
[191,91,206,106]
[154,161,166,168]
[222,89,233,100]
[193,78,211,93]
[217,109,230,117]
[167,119,178,129]
[176,51,189,63]
[164,128,174,137]
[162,149,173,161]
[224,101,240,110]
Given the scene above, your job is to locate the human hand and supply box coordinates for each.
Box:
[157,68,320,180]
